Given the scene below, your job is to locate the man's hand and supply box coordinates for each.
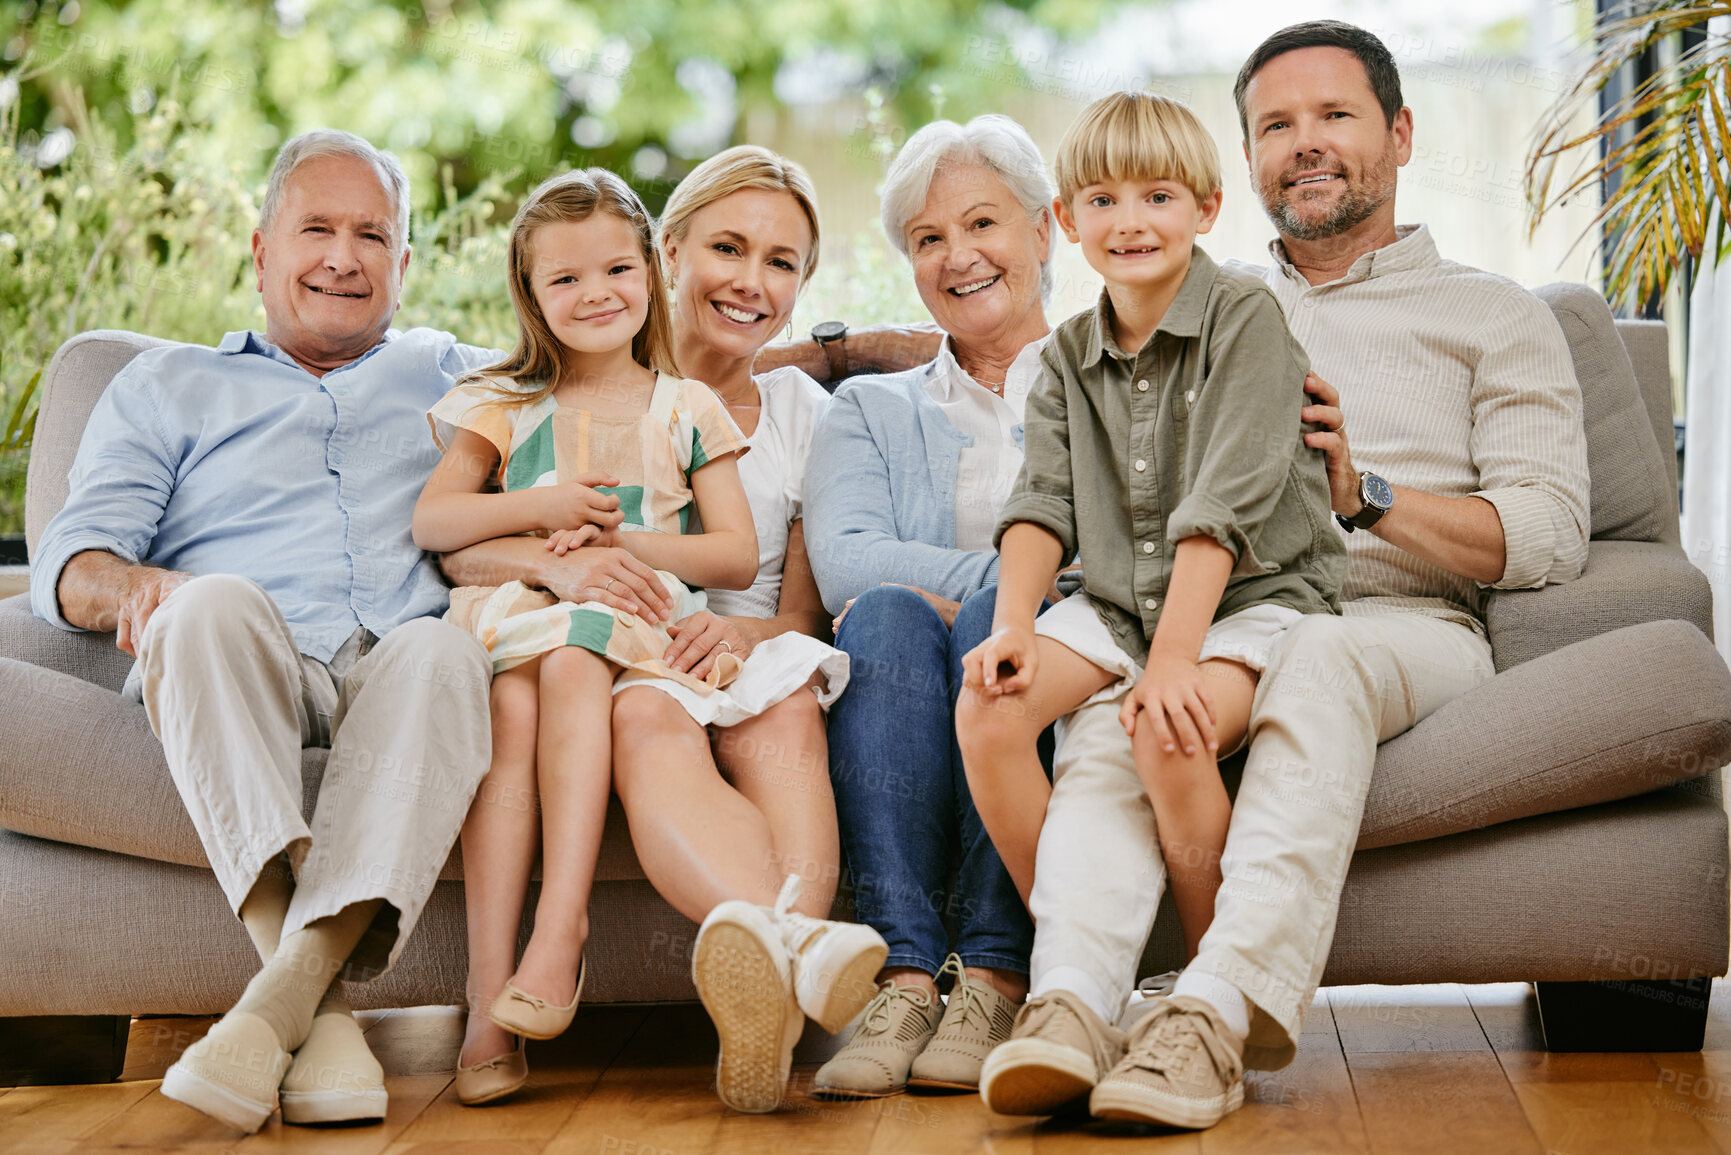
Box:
[663,611,749,680]
[1120,652,1218,756]
[537,472,625,533]
[539,546,674,623]
[963,624,1039,697]
[116,568,193,657]
[1301,372,1361,517]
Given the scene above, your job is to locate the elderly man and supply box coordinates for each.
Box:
[976,21,1591,1130]
[32,130,504,1133]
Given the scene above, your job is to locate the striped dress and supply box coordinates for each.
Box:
[429,371,749,693]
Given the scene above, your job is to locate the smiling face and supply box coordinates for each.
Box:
[664,187,813,363]
[903,162,1050,351]
[251,153,410,374]
[526,213,652,365]
[1243,46,1411,244]
[1056,176,1222,298]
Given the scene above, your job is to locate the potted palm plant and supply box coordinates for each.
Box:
[1526,2,1731,311]
[0,368,36,567]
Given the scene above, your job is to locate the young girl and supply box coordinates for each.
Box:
[411,168,759,1105]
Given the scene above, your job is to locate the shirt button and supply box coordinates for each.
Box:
[1144,598,1158,611]
[1304,298,1317,308]
[1136,379,1150,392]
[1134,459,1146,472]
[1143,541,1155,554]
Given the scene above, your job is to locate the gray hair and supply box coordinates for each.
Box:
[259,129,412,251]
[879,114,1055,300]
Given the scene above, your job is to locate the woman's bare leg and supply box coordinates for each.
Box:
[1134,658,1257,959]
[955,638,1117,906]
[509,646,614,1007]
[459,659,542,1067]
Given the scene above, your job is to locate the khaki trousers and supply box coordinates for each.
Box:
[133,574,493,977]
[1029,610,1494,1069]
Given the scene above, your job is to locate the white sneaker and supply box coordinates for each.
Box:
[766,875,888,1034]
[693,897,802,1113]
[1119,969,1184,1031]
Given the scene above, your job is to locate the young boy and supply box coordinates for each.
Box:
[955,91,1344,1118]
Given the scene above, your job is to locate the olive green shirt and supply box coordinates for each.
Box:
[996,246,1345,665]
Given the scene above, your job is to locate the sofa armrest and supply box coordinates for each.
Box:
[1485,539,1712,672]
[0,594,133,694]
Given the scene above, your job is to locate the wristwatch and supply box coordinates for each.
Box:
[811,320,849,381]
[1336,471,1394,533]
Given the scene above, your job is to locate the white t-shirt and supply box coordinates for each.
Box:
[704,365,831,619]
[924,334,1048,552]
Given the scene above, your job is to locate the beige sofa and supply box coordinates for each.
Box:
[2,283,1728,1084]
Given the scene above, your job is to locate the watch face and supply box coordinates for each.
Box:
[1362,473,1394,510]
[812,320,847,342]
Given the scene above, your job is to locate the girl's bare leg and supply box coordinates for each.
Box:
[510,646,614,1007]
[459,659,542,1067]
[1133,658,1258,959]
[713,679,839,917]
[955,638,1117,906]
[612,684,813,921]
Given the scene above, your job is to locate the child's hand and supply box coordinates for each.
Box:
[540,472,625,533]
[963,625,1039,697]
[1120,652,1218,757]
[545,526,601,556]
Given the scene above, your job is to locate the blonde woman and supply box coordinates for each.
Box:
[439,147,882,1115]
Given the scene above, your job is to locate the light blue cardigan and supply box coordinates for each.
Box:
[805,360,1023,617]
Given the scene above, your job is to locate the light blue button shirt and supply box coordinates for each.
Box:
[31,328,500,662]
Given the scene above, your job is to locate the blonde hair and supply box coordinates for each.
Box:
[1053,92,1222,204]
[659,145,822,285]
[473,168,678,402]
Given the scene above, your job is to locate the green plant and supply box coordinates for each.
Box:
[1526,3,1731,309]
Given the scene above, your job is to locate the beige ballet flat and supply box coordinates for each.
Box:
[455,1038,528,1106]
[489,955,586,1040]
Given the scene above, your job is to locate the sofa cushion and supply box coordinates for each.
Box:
[1485,539,1713,671]
[0,657,651,884]
[1357,618,1731,849]
[25,330,179,554]
[0,592,134,694]
[1535,283,1677,544]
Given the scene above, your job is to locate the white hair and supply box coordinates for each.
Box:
[259,129,411,251]
[879,114,1055,300]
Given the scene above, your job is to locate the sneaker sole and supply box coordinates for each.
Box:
[905,1075,977,1091]
[693,920,793,1114]
[810,1083,905,1100]
[802,936,889,1034]
[979,1041,1097,1116]
[279,1084,389,1124]
[1089,1078,1245,1129]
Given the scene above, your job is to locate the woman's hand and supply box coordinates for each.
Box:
[663,611,750,680]
[537,472,626,533]
[963,624,1039,698]
[832,583,963,634]
[1119,652,1218,757]
[540,546,673,623]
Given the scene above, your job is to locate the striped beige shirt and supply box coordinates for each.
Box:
[1243,225,1591,635]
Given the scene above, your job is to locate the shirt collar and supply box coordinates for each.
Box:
[1081,245,1219,366]
[1266,223,1438,288]
[217,329,398,373]
[927,332,1044,409]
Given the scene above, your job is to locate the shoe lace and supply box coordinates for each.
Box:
[771,875,823,956]
[856,982,932,1038]
[934,953,987,1032]
[1125,1002,1239,1083]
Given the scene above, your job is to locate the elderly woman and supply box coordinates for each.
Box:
[444,146,882,1116]
[804,114,1056,1098]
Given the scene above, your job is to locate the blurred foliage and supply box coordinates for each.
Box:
[0,0,1123,532]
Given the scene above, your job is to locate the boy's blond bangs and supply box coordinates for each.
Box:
[1054,92,1221,204]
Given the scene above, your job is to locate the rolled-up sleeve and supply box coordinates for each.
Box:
[995,346,1077,555]
[1167,286,1310,572]
[1468,293,1591,589]
[805,384,999,616]
[30,365,179,629]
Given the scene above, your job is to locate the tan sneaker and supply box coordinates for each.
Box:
[812,981,941,1099]
[1089,995,1245,1129]
[979,990,1126,1116]
[907,955,1018,1090]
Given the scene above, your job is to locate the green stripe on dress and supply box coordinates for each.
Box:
[598,485,646,529]
[690,427,710,472]
[505,418,559,493]
[563,606,617,654]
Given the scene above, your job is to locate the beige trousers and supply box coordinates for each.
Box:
[1029,609,1495,1069]
[133,573,493,977]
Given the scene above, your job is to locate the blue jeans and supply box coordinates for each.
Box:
[828,584,1035,976]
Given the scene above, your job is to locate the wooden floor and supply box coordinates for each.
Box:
[8,981,1731,1153]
